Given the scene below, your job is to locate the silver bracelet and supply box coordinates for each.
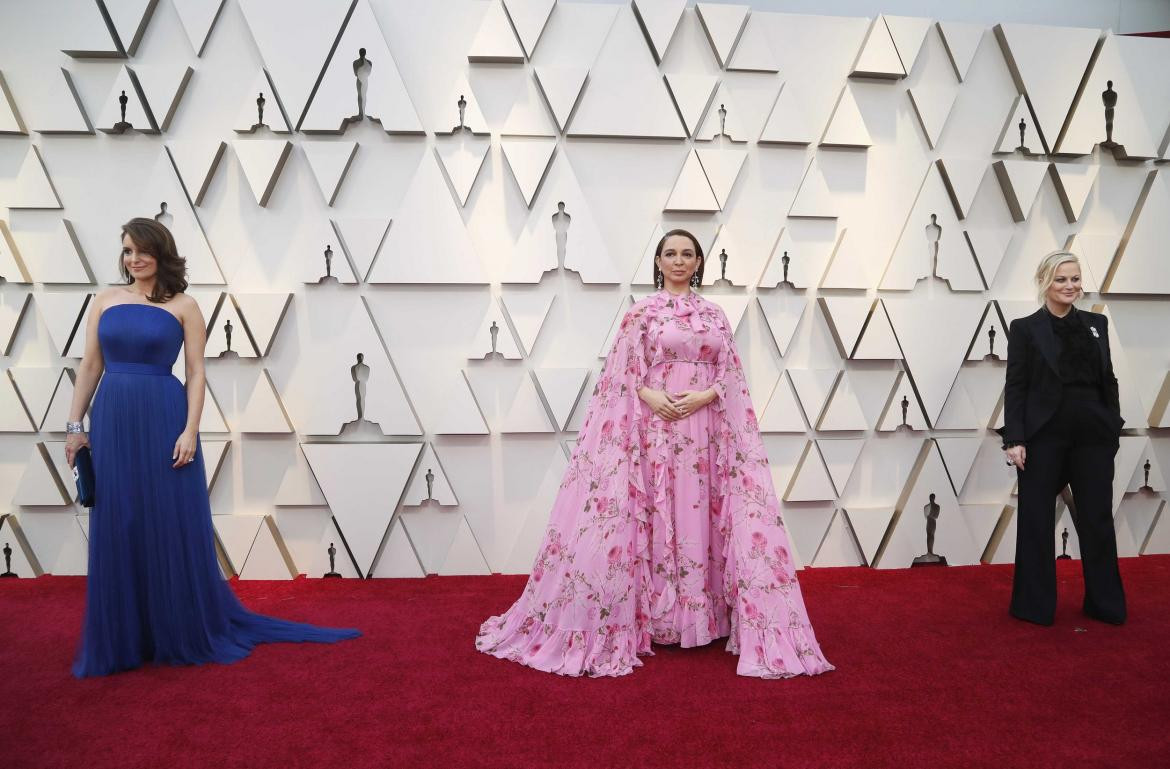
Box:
[66,421,85,434]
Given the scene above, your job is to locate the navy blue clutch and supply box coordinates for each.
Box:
[73,445,95,508]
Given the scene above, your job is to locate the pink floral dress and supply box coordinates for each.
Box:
[476,289,833,678]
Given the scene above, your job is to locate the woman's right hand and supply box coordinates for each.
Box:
[1005,444,1026,471]
[638,387,683,421]
[65,433,90,468]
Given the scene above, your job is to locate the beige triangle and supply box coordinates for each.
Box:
[238,517,297,580]
[820,84,872,147]
[371,518,426,577]
[238,370,293,433]
[232,139,292,206]
[468,0,525,63]
[438,516,491,575]
[758,372,807,432]
[664,150,719,212]
[851,16,904,79]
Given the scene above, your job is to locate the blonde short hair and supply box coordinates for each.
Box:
[1034,250,1082,304]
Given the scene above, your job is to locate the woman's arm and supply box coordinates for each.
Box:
[64,292,107,466]
[1002,318,1029,447]
[1099,315,1122,421]
[173,296,207,468]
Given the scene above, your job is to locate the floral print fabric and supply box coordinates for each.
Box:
[476,289,833,678]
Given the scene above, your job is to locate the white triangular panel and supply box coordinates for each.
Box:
[0,222,30,283]
[632,0,686,64]
[298,1,422,133]
[727,14,778,72]
[166,140,226,207]
[663,150,719,213]
[13,444,69,506]
[758,83,813,145]
[884,16,932,75]
[303,443,422,575]
[435,75,490,135]
[8,368,63,430]
[173,0,225,56]
[432,373,490,435]
[937,21,984,82]
[936,156,988,219]
[206,300,258,358]
[499,291,555,355]
[663,73,718,138]
[402,444,458,506]
[96,66,155,132]
[274,445,327,506]
[0,376,34,430]
[368,155,487,284]
[787,369,839,427]
[788,157,837,218]
[934,437,982,496]
[817,383,868,432]
[333,217,391,283]
[438,516,492,575]
[1049,162,1098,223]
[14,220,92,285]
[32,69,92,134]
[1108,171,1170,295]
[0,72,23,135]
[820,85,872,147]
[877,445,979,568]
[505,0,556,59]
[237,370,293,433]
[694,84,749,142]
[533,66,589,133]
[812,509,866,567]
[994,94,1038,154]
[466,368,555,433]
[534,368,589,430]
[844,508,896,566]
[238,518,296,580]
[232,292,291,356]
[199,384,230,434]
[469,299,524,360]
[695,146,747,209]
[142,151,224,284]
[853,301,902,360]
[500,136,557,207]
[995,23,1103,153]
[819,296,873,358]
[755,292,808,357]
[568,6,686,139]
[908,82,957,150]
[884,294,986,424]
[302,141,357,206]
[817,438,866,494]
[212,515,264,575]
[34,292,89,357]
[134,62,194,132]
[11,146,62,209]
[42,370,77,434]
[851,16,904,79]
[469,0,525,63]
[371,518,426,577]
[993,159,1049,221]
[434,133,492,206]
[882,165,982,291]
[758,372,807,432]
[232,139,292,207]
[695,3,749,69]
[876,373,929,431]
[704,227,762,288]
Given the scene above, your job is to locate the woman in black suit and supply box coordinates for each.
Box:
[1000,251,1126,626]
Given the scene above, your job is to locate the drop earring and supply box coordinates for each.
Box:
[690,271,700,288]
[655,271,663,290]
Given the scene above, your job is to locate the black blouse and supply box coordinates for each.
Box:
[1048,306,1100,386]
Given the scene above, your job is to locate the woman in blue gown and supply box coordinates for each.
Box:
[65,218,360,678]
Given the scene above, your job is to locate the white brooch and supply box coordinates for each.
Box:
[1090,326,1100,338]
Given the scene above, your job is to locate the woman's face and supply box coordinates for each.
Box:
[1046,261,1081,308]
[656,234,700,287]
[122,234,158,283]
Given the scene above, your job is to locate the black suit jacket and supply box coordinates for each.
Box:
[998,306,1123,445]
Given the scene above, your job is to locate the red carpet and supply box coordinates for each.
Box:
[2,558,1169,769]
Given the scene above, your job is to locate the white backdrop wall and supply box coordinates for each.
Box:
[1,0,1168,579]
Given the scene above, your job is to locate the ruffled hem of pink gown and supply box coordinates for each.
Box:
[476,607,833,679]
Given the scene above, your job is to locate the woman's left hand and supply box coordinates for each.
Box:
[172,430,198,469]
[670,389,715,418]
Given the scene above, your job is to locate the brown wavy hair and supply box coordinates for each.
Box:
[119,217,188,302]
[653,228,705,288]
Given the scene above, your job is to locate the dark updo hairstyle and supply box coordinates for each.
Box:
[652,228,705,288]
[119,217,188,303]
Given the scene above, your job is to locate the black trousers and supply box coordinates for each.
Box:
[1011,386,1127,624]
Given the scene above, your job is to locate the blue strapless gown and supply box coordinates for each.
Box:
[73,303,360,678]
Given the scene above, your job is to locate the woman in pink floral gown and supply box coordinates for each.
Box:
[477,230,833,678]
